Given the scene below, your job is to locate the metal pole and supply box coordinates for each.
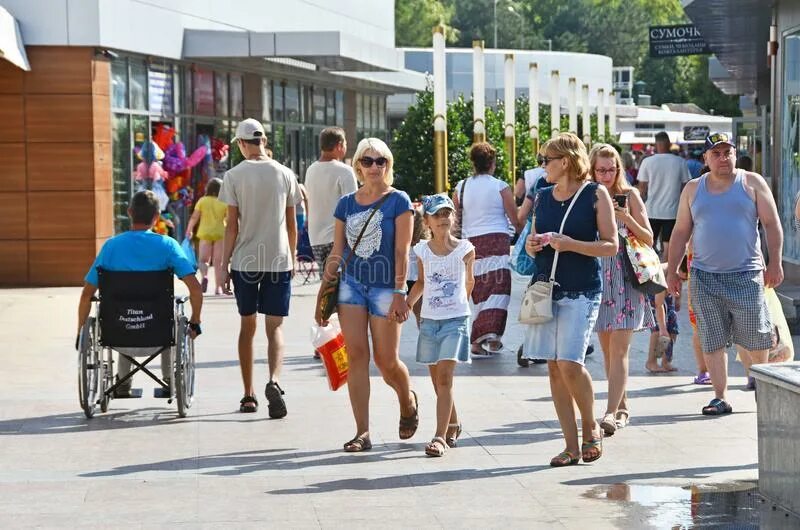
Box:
[504,54,516,185]
[609,91,617,138]
[597,88,606,142]
[473,40,486,144]
[433,25,448,193]
[493,0,498,49]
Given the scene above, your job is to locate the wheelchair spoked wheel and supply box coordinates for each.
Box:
[174,318,195,418]
[78,317,101,418]
[99,348,112,412]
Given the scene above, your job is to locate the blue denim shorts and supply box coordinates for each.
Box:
[523,293,601,365]
[416,316,471,365]
[338,274,394,318]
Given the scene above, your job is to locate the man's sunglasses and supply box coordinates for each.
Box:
[360,156,388,168]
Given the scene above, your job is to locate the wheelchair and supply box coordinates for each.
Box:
[77,268,196,419]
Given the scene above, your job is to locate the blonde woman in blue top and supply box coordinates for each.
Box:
[407,194,475,457]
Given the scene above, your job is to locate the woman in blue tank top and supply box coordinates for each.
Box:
[523,133,618,467]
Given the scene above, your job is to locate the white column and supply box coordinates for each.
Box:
[472,39,486,142]
[550,70,560,136]
[581,84,591,146]
[433,25,448,193]
[529,63,539,147]
[609,91,617,137]
[568,77,578,135]
[597,88,606,141]
[504,54,516,183]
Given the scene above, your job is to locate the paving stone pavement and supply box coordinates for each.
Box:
[1,272,786,529]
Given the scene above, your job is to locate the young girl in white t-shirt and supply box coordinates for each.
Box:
[407,194,475,457]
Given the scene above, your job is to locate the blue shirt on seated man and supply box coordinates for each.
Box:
[77,190,203,395]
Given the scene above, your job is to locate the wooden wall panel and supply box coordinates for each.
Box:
[92,93,111,143]
[0,143,26,192]
[27,143,95,191]
[91,58,110,96]
[94,142,112,190]
[26,95,94,143]
[24,47,92,95]
[0,60,24,94]
[28,191,95,240]
[0,240,28,286]
[0,95,25,143]
[29,238,95,286]
[0,192,27,239]
[94,189,113,239]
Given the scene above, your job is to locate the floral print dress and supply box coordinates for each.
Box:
[594,220,655,332]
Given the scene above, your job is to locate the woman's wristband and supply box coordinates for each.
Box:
[392,288,407,296]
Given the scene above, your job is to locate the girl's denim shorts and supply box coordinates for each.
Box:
[416,316,471,365]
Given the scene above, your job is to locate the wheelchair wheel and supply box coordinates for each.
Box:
[174,318,195,418]
[99,348,112,412]
[78,317,101,418]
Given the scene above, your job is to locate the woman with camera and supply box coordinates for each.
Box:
[589,144,654,437]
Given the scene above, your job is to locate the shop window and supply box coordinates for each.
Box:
[356,93,364,129]
[285,83,300,123]
[262,79,272,123]
[273,83,285,122]
[194,68,214,116]
[782,31,800,261]
[272,124,286,163]
[112,113,132,233]
[130,60,148,110]
[173,66,182,115]
[326,89,336,125]
[215,73,229,117]
[230,74,243,118]
[313,88,326,124]
[184,67,194,115]
[148,63,173,116]
[111,58,128,109]
[336,90,344,126]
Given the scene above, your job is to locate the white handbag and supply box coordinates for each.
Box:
[519,181,591,325]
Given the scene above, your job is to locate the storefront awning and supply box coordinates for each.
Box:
[333,70,427,93]
[682,0,771,95]
[0,7,30,71]
[183,29,402,72]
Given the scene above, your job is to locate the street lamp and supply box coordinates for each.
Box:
[494,0,522,48]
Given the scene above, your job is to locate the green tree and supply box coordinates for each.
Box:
[395,0,459,46]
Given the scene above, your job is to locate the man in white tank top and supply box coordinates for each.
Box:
[665,132,783,417]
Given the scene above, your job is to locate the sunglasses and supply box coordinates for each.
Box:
[360,156,388,168]
[708,133,730,144]
[541,156,564,165]
[594,167,617,175]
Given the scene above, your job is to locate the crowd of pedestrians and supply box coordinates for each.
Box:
[80,118,786,466]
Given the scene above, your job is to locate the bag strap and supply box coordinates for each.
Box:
[342,191,393,270]
[549,181,591,282]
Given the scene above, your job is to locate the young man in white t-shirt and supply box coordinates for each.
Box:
[219,118,301,418]
[305,128,358,271]
[637,131,691,261]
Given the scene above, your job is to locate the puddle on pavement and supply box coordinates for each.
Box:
[584,482,800,528]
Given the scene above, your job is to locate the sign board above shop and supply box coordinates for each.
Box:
[649,24,712,58]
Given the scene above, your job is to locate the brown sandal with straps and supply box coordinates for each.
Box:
[343,433,372,452]
[425,437,447,457]
[399,390,419,440]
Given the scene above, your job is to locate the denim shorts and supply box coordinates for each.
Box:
[231,270,291,316]
[416,316,471,365]
[523,293,601,365]
[338,274,394,318]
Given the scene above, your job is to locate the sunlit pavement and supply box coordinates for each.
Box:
[0,273,783,529]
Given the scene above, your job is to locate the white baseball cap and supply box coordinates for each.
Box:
[233,118,266,141]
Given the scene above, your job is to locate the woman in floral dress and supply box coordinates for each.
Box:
[591,144,655,436]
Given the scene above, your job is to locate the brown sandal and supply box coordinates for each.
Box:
[399,390,419,440]
[581,423,603,463]
[446,423,462,448]
[550,450,580,467]
[343,433,372,452]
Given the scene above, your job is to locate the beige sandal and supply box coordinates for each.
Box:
[425,436,447,457]
[600,412,617,436]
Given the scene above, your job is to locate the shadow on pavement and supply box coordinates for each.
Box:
[561,463,758,486]
[526,383,713,403]
[79,446,416,478]
[270,465,551,494]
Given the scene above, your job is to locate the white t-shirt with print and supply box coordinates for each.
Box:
[454,175,511,238]
[305,160,358,246]
[414,239,474,320]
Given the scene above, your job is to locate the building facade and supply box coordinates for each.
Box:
[0,0,423,286]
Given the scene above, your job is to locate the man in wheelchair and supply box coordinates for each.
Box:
[76,190,203,404]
